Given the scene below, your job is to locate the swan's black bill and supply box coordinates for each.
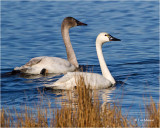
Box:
[76,20,87,26]
[109,35,121,41]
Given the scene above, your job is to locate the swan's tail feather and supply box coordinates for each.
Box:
[44,84,72,90]
[11,69,21,75]
[45,85,61,90]
[11,67,21,75]
[14,67,21,70]
[13,66,29,74]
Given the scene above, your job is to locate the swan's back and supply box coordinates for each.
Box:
[14,57,76,74]
[45,72,113,90]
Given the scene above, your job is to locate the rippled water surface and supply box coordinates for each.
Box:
[1,1,159,126]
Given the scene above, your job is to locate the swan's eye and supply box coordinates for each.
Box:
[105,34,109,37]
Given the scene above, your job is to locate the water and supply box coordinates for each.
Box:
[1,1,159,126]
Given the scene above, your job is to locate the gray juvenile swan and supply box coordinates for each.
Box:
[13,17,87,74]
[45,32,120,90]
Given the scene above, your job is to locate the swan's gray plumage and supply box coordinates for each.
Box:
[13,17,87,74]
[15,57,75,74]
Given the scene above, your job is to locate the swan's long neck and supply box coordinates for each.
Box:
[61,25,79,68]
[96,40,116,84]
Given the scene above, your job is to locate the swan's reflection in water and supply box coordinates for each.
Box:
[19,73,62,79]
[2,70,63,80]
[99,87,116,111]
[45,87,116,109]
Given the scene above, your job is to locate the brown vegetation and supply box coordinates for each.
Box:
[0,77,159,127]
[145,97,160,127]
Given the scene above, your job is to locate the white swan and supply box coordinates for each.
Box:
[45,32,120,90]
[13,17,87,74]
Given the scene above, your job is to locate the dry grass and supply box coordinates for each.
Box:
[53,76,135,127]
[0,77,159,127]
[145,97,160,127]
[1,106,48,127]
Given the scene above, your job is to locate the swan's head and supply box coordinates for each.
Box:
[96,32,121,45]
[62,17,87,28]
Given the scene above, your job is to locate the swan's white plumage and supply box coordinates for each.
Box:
[45,32,120,90]
[45,72,112,90]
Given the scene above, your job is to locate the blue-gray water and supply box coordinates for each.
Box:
[1,1,159,126]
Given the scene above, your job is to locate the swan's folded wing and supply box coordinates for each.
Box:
[51,72,74,85]
[51,57,72,68]
[44,72,76,89]
[25,56,46,66]
[14,56,46,71]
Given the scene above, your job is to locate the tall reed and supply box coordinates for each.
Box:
[144,97,160,127]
